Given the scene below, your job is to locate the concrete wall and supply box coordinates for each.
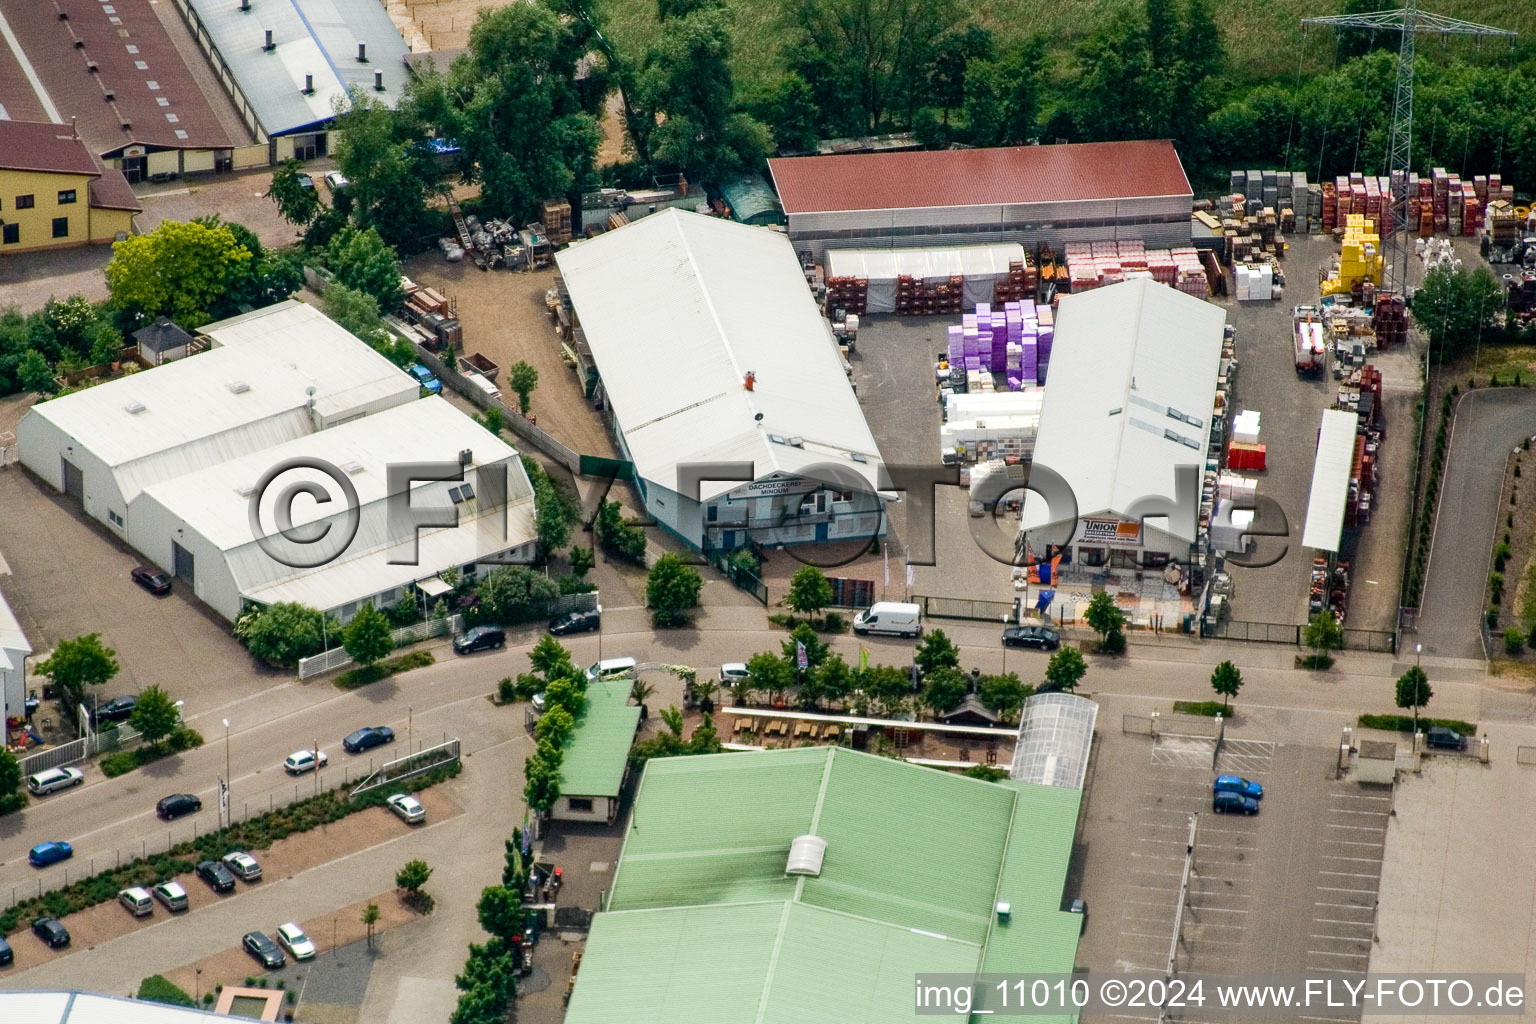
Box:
[87,207,135,244]
[16,414,128,530]
[552,794,615,824]
[0,168,100,253]
[1,646,26,733]
[124,497,243,619]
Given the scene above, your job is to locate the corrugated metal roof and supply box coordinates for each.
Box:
[554,210,883,503]
[22,301,417,503]
[559,678,643,798]
[719,172,784,225]
[572,747,1084,1024]
[183,0,408,136]
[769,140,1193,215]
[1302,409,1359,553]
[1010,693,1098,789]
[0,991,230,1023]
[1020,279,1225,543]
[0,587,30,657]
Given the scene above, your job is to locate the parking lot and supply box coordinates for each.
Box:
[1076,707,1389,1023]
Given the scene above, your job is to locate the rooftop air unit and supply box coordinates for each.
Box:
[240,0,250,10]
[234,484,257,498]
[785,835,827,877]
[340,461,364,474]
[103,90,114,101]
[226,380,250,394]
[123,400,146,414]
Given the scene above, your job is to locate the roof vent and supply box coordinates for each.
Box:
[124,400,146,414]
[103,90,115,101]
[743,370,755,391]
[786,437,804,448]
[357,42,367,62]
[240,0,250,10]
[87,62,99,73]
[58,10,68,20]
[226,380,250,394]
[234,484,257,498]
[373,70,384,91]
[74,38,84,48]
[263,30,274,52]
[785,835,827,877]
[302,74,314,95]
[767,434,786,446]
[458,448,472,466]
[340,460,364,474]
[849,452,867,463]
[119,119,131,130]
[995,901,1011,923]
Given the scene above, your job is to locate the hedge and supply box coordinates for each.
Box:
[101,727,205,778]
[335,649,434,690]
[1173,701,1231,717]
[1357,713,1478,735]
[138,975,197,1007]
[0,761,460,936]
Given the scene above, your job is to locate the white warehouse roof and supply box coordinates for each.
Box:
[0,991,224,1024]
[556,209,883,502]
[135,397,536,611]
[182,0,409,136]
[0,587,29,657]
[1021,279,1224,544]
[1301,408,1359,553]
[21,301,417,504]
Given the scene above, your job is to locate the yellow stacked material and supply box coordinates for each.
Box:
[1322,214,1383,295]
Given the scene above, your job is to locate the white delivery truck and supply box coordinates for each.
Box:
[465,370,502,401]
[852,602,922,638]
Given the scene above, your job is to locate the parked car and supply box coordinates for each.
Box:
[91,694,138,723]
[156,793,201,819]
[408,364,442,394]
[277,922,316,961]
[453,625,505,654]
[284,749,329,774]
[585,656,637,684]
[130,565,172,595]
[549,608,601,636]
[387,793,426,824]
[1067,897,1088,935]
[0,935,12,966]
[343,726,395,753]
[1212,791,1260,815]
[323,170,349,191]
[719,663,750,686]
[1426,727,1468,751]
[851,601,922,638]
[27,767,84,796]
[296,173,315,190]
[1213,775,1264,800]
[28,841,73,867]
[195,860,236,893]
[118,887,154,917]
[222,851,262,881]
[1002,624,1061,650]
[32,917,69,948]
[151,880,188,912]
[243,930,286,969]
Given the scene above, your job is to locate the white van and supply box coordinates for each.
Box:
[585,656,637,684]
[852,602,922,638]
[118,887,154,917]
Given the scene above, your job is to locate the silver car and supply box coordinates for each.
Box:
[387,793,425,824]
[27,767,84,796]
[221,851,262,881]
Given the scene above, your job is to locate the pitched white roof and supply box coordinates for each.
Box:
[136,397,536,609]
[23,301,416,503]
[0,587,29,657]
[1301,409,1359,553]
[556,209,883,502]
[0,992,225,1024]
[1021,279,1224,544]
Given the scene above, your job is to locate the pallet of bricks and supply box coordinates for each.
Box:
[825,275,868,316]
[1061,242,1208,297]
[541,199,573,245]
[992,254,1037,304]
[1336,365,1382,526]
[1372,294,1406,347]
[897,274,962,315]
[1230,170,1313,233]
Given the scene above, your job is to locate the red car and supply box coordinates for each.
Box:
[131,565,172,595]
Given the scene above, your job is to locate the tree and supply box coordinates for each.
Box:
[0,748,23,815]
[455,940,517,1002]
[128,684,180,750]
[1085,592,1127,654]
[963,764,1008,782]
[1304,611,1344,668]
[914,629,961,677]
[978,672,1030,722]
[780,622,829,671]
[234,603,336,667]
[786,564,833,617]
[543,675,587,717]
[396,858,434,900]
[529,634,574,679]
[646,554,703,627]
[928,25,994,125]
[193,215,300,317]
[921,666,968,716]
[268,159,322,226]
[741,74,819,154]
[535,704,576,745]
[325,226,403,311]
[534,477,572,554]
[477,885,524,943]
[16,349,54,394]
[639,5,772,183]
[1042,647,1087,693]
[476,565,559,624]
[332,87,441,251]
[595,500,647,562]
[322,283,389,346]
[747,652,793,706]
[859,664,912,718]
[362,902,380,948]
[963,44,1042,147]
[1070,18,1152,143]
[570,546,594,578]
[105,219,253,329]
[343,604,394,669]
[812,653,853,708]
[1210,660,1243,712]
[1412,264,1507,363]
[523,750,562,812]
[690,714,722,753]
[507,360,539,415]
[1395,666,1433,736]
[37,633,118,705]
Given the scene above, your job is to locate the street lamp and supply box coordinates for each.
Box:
[1001,614,1010,676]
[1416,643,1422,667]
[222,719,231,829]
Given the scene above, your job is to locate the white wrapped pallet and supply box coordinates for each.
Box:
[944,388,1045,422]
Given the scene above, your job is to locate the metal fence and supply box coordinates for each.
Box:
[1342,628,1397,654]
[19,735,92,775]
[1202,618,1394,653]
[711,553,768,605]
[1122,714,1155,736]
[415,349,582,474]
[914,594,1016,622]
[297,614,463,680]
[351,738,462,798]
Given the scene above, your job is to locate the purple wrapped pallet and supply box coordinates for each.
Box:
[1019,299,1036,317]
[976,302,991,316]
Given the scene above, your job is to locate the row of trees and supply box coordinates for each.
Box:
[450,833,532,1024]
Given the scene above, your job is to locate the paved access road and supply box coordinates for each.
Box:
[1417,388,1536,660]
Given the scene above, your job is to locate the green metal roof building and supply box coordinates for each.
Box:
[719,173,786,227]
[552,678,641,825]
[564,745,1083,1023]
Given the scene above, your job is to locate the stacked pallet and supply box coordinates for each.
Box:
[826,276,869,316]
[541,200,573,245]
[1372,294,1407,348]
[1485,200,1521,248]
[1062,242,1207,296]
[898,274,963,314]
[992,256,1036,304]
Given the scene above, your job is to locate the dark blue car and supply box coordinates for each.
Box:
[343,726,395,753]
[29,841,73,867]
[1213,775,1263,800]
[1212,791,1259,815]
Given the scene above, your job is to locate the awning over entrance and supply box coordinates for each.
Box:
[1301,409,1359,554]
[416,576,455,597]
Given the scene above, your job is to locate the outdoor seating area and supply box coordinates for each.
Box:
[716,711,1003,759]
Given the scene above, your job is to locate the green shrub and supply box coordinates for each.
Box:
[1505,628,1526,655]
[820,611,848,634]
[138,975,196,1007]
[497,677,516,702]
[100,751,139,777]
[335,649,434,690]
[1357,713,1478,735]
[202,993,215,1006]
[1172,700,1229,717]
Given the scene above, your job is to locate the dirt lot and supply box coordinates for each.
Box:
[0,789,460,974]
[134,168,309,251]
[0,245,112,312]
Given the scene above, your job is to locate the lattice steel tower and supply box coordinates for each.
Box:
[1301,0,1514,295]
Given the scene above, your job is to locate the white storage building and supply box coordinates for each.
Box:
[0,588,31,745]
[128,397,537,623]
[556,209,887,552]
[769,140,1194,263]
[18,300,418,538]
[827,244,1026,313]
[1020,278,1224,575]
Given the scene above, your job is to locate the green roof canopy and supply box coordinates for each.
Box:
[557,679,641,798]
[720,173,786,226]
